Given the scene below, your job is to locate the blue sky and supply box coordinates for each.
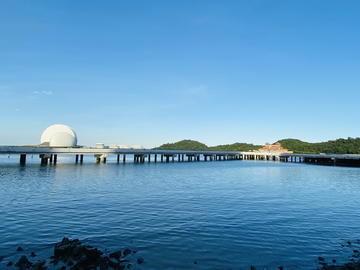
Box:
[1,1,359,148]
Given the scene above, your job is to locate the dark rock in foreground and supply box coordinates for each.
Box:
[8,237,142,270]
[320,261,360,270]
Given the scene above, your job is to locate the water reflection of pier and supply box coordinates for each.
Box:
[1,146,360,167]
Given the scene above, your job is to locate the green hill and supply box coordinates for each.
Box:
[154,138,360,154]
[154,140,261,152]
[277,138,360,154]
[209,142,262,152]
[154,140,209,151]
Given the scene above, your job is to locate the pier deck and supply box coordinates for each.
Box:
[1,146,360,167]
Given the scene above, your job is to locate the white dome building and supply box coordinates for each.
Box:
[41,124,77,147]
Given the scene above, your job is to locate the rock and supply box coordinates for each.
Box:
[54,242,71,257]
[85,247,99,261]
[278,266,284,270]
[251,266,257,270]
[96,257,108,270]
[17,246,24,252]
[6,261,13,266]
[137,258,145,265]
[318,256,325,261]
[109,250,122,260]
[62,237,70,245]
[71,246,83,260]
[71,256,92,270]
[0,255,4,262]
[108,257,120,268]
[14,255,29,267]
[7,238,143,270]
[332,259,337,263]
[123,249,131,256]
[32,260,46,270]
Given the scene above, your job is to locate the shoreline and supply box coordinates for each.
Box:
[2,237,360,270]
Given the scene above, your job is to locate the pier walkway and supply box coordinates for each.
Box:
[1,146,360,167]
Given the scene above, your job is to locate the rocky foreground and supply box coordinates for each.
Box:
[2,237,360,270]
[2,237,144,270]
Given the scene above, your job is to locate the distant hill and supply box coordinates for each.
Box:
[154,140,261,152]
[154,140,209,151]
[209,142,262,152]
[154,138,360,155]
[277,138,360,154]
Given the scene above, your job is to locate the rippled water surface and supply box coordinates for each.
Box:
[1,155,360,269]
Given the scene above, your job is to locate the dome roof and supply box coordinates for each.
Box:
[41,124,77,147]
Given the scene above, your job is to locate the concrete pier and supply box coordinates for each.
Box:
[2,146,360,167]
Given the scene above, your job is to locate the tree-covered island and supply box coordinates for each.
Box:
[154,137,360,155]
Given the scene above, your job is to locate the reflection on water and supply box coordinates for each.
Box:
[1,155,360,269]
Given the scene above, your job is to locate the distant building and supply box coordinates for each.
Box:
[257,142,293,153]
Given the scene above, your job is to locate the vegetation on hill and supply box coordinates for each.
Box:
[209,142,262,152]
[154,140,261,152]
[277,138,360,154]
[155,138,360,155]
[154,140,209,150]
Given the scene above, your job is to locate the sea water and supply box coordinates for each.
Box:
[1,155,360,270]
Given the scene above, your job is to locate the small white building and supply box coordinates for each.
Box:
[132,145,145,150]
[109,145,119,149]
[118,145,131,149]
[95,143,105,149]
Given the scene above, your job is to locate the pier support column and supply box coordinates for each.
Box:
[95,154,107,164]
[123,154,126,163]
[117,154,120,163]
[39,154,51,165]
[20,154,26,165]
[75,154,79,163]
[161,154,164,162]
[54,154,57,164]
[41,158,48,165]
[154,154,157,163]
[80,155,84,163]
[49,154,53,163]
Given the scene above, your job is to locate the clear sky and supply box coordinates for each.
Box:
[1,1,359,148]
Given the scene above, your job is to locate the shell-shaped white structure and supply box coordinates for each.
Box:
[41,124,77,147]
